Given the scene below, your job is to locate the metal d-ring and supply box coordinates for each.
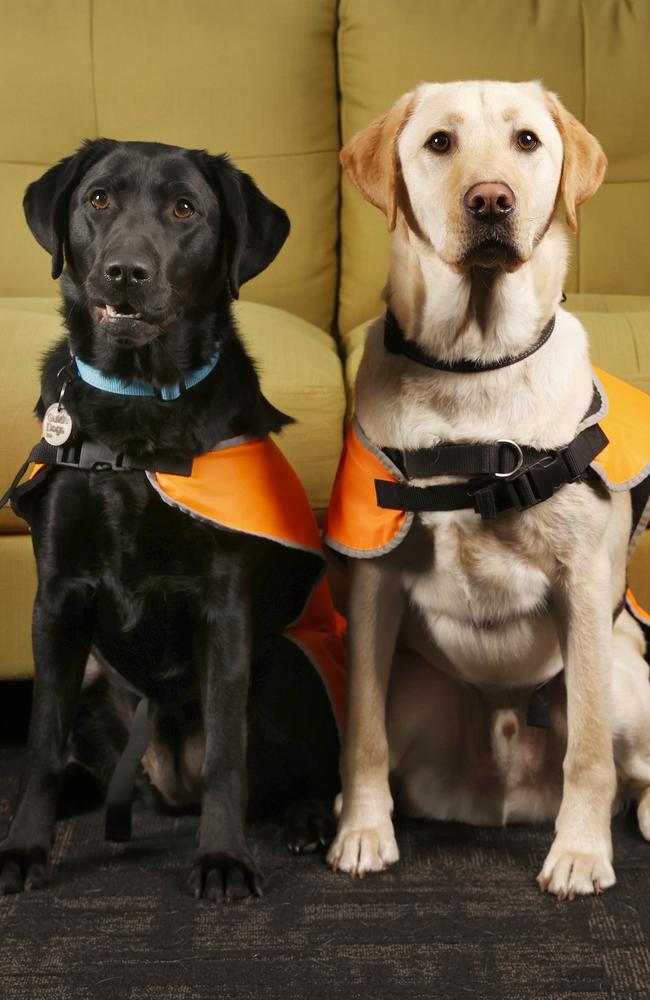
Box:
[56,363,75,410]
[495,439,524,478]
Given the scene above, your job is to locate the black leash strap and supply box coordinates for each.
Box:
[105,696,150,842]
[375,423,609,521]
[384,311,556,373]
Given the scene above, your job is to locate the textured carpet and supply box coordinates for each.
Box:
[1,747,650,1000]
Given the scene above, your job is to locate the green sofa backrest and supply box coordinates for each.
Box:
[0,0,340,333]
[337,0,650,333]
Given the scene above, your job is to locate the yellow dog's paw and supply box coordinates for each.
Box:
[326,822,399,878]
[537,842,616,899]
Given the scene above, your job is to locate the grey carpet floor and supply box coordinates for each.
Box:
[1,748,650,1000]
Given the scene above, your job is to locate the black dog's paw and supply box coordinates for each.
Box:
[188,852,264,903]
[0,843,49,895]
[285,797,336,854]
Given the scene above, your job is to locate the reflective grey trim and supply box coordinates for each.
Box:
[145,472,324,559]
[352,416,406,479]
[146,472,339,688]
[590,456,650,494]
[325,514,414,559]
[584,370,650,493]
[324,417,414,559]
[208,433,255,452]
[577,370,609,432]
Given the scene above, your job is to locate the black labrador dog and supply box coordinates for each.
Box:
[0,140,341,901]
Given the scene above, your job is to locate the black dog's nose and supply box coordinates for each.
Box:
[104,261,152,286]
[464,182,515,220]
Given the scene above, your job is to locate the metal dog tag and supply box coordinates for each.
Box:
[43,403,73,445]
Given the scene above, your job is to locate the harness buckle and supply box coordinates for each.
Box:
[494,439,524,478]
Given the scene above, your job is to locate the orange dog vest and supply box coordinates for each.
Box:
[325,367,650,622]
[22,436,347,728]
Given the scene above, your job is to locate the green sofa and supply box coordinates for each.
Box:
[1,0,648,679]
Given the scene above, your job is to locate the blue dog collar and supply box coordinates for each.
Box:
[74,347,221,401]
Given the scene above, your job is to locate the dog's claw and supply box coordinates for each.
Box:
[188,852,263,904]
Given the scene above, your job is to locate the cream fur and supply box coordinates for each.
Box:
[328,81,650,899]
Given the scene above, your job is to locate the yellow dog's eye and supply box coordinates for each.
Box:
[517,131,540,151]
[90,189,110,210]
[173,198,195,219]
[426,132,452,153]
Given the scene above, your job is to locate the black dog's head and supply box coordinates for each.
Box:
[24,139,290,383]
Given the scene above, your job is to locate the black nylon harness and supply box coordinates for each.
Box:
[0,438,192,511]
[376,423,609,521]
[375,311,609,520]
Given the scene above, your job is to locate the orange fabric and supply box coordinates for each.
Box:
[153,437,347,728]
[592,367,650,487]
[325,421,407,554]
[626,588,650,627]
[154,438,323,550]
[326,369,650,560]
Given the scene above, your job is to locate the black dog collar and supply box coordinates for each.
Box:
[384,310,556,373]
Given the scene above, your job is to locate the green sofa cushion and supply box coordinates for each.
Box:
[0,0,340,333]
[337,0,650,334]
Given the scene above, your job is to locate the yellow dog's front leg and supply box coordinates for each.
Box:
[327,558,405,878]
[539,549,617,899]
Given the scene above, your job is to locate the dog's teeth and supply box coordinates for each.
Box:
[106,304,117,317]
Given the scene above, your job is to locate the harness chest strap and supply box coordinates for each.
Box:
[324,367,650,564]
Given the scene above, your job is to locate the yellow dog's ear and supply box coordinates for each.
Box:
[546,92,607,232]
[340,91,416,231]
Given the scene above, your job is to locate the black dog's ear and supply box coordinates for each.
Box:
[23,139,115,279]
[194,153,290,299]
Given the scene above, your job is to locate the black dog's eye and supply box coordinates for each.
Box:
[426,132,452,154]
[173,198,195,219]
[90,189,110,210]
[517,131,540,151]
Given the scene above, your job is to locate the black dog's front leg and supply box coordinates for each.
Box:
[0,592,91,893]
[188,568,263,903]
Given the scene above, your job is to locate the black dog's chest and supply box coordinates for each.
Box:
[29,467,239,695]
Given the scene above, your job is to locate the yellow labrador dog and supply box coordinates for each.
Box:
[326,81,650,898]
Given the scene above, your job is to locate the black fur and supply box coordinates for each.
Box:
[0,140,339,902]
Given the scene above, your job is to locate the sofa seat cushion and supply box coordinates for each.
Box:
[0,534,36,678]
[0,298,346,534]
